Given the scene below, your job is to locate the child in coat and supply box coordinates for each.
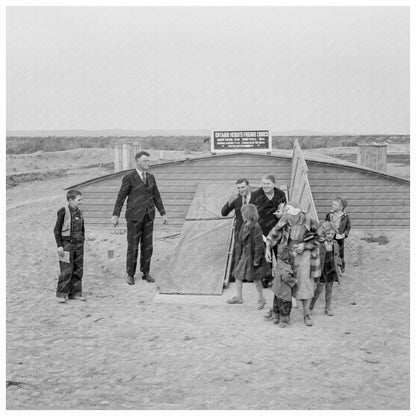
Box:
[227,204,268,309]
[325,196,351,275]
[310,221,341,316]
[270,245,297,328]
[53,189,86,303]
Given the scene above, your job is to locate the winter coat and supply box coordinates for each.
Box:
[318,240,341,283]
[251,187,287,236]
[272,258,297,301]
[233,222,267,281]
[325,211,351,237]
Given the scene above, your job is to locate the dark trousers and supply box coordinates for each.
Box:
[272,295,292,319]
[126,214,154,276]
[336,238,345,271]
[56,239,84,298]
[311,281,333,309]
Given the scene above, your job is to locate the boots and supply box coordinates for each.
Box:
[272,313,280,324]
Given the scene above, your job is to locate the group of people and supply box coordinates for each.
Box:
[222,177,351,327]
[53,151,351,330]
[54,151,167,302]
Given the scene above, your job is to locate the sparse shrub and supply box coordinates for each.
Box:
[6,134,410,154]
[361,235,389,245]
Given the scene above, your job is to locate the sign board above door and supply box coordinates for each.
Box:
[211,130,271,153]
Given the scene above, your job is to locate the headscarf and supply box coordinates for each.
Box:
[284,201,302,226]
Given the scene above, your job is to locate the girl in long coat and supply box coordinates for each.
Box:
[227,204,268,309]
[266,201,320,326]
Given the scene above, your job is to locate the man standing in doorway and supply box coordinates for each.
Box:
[112,151,167,285]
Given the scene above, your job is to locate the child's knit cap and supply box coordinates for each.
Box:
[334,196,347,209]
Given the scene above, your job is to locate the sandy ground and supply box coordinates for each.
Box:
[5,167,410,410]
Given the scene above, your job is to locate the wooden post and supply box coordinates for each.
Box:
[132,143,139,166]
[114,144,123,172]
[122,143,131,170]
[357,143,387,172]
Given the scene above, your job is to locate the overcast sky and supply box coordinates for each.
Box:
[6,6,410,134]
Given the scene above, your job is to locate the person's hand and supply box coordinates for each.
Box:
[293,243,304,254]
[162,215,168,224]
[228,194,238,206]
[111,215,119,227]
[265,248,272,263]
[253,262,260,267]
[336,233,345,239]
[57,246,64,257]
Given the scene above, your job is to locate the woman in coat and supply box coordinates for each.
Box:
[265,201,320,326]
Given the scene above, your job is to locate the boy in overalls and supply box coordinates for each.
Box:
[54,189,85,303]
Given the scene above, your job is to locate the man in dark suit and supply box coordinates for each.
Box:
[221,178,253,237]
[112,151,167,285]
[221,178,253,280]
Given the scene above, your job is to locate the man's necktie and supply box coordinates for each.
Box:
[243,196,247,205]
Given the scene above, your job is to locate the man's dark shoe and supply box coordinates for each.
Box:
[126,274,135,285]
[142,273,155,283]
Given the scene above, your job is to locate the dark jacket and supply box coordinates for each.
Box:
[54,205,85,247]
[252,187,287,236]
[112,170,166,221]
[233,222,265,281]
[221,193,254,236]
[325,211,351,237]
[318,240,341,283]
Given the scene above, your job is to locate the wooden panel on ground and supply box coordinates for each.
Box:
[186,182,236,220]
[157,219,233,295]
[157,182,235,295]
